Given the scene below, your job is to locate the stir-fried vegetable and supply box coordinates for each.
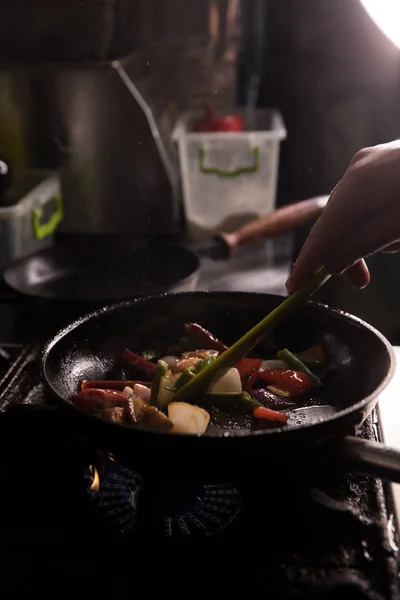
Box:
[201,391,262,414]
[277,349,322,388]
[253,406,288,423]
[235,358,263,388]
[121,349,157,380]
[168,402,210,434]
[139,404,174,432]
[185,323,228,353]
[74,388,127,411]
[258,369,312,396]
[175,354,217,390]
[150,360,169,406]
[210,367,242,394]
[81,380,150,391]
[250,388,295,410]
[74,322,328,435]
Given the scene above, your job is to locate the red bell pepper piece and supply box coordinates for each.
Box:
[185,323,228,353]
[258,369,312,396]
[120,349,157,380]
[253,406,288,423]
[235,357,263,390]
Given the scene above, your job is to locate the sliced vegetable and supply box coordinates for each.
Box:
[266,385,292,398]
[250,388,295,410]
[121,349,157,380]
[122,386,134,398]
[277,349,322,387]
[185,323,228,353]
[258,369,312,396]
[193,353,218,374]
[134,383,151,403]
[157,373,180,411]
[125,396,137,424]
[202,391,262,414]
[260,359,288,370]
[175,354,217,390]
[82,380,150,391]
[102,407,125,423]
[293,354,322,370]
[243,367,262,392]
[168,402,210,434]
[235,358,262,388]
[150,360,169,406]
[210,367,242,394]
[160,355,179,370]
[175,367,195,390]
[182,349,219,359]
[176,356,201,372]
[139,404,174,432]
[253,406,288,423]
[73,388,127,412]
[132,395,146,420]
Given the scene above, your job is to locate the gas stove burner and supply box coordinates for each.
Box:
[84,458,143,535]
[161,481,241,538]
[84,454,241,538]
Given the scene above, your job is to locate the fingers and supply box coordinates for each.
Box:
[286,142,400,292]
[341,260,370,288]
[325,202,400,275]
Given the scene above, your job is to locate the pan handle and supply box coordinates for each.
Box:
[329,435,400,483]
[219,195,329,257]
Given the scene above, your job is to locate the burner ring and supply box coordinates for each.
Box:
[84,454,240,538]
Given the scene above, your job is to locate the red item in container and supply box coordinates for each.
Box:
[193,103,243,133]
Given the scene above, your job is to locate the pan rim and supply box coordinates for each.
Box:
[40,291,397,441]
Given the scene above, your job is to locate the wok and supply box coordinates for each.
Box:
[41,292,400,483]
[4,196,328,302]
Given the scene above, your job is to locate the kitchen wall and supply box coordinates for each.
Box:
[255,0,400,342]
[258,0,400,203]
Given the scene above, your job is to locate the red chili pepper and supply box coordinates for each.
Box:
[185,323,228,353]
[258,369,312,396]
[73,388,127,412]
[235,358,263,390]
[81,380,150,391]
[253,406,288,423]
[121,349,157,380]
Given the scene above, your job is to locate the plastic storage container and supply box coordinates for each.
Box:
[172,109,286,240]
[0,171,62,269]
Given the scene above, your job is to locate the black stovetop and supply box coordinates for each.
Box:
[0,341,398,599]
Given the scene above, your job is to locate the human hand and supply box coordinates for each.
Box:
[286,140,400,292]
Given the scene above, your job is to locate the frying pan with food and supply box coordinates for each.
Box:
[4,196,328,302]
[41,291,400,482]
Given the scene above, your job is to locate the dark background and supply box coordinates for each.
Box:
[252,0,400,341]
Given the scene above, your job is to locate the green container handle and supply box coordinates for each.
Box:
[198,146,260,177]
[32,193,63,241]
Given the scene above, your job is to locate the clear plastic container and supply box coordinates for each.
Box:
[0,171,62,268]
[172,109,286,240]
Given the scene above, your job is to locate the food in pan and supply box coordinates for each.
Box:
[73,323,328,435]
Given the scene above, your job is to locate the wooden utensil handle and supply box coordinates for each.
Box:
[220,195,329,256]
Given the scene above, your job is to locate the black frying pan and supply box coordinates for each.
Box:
[41,291,400,483]
[4,196,328,302]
